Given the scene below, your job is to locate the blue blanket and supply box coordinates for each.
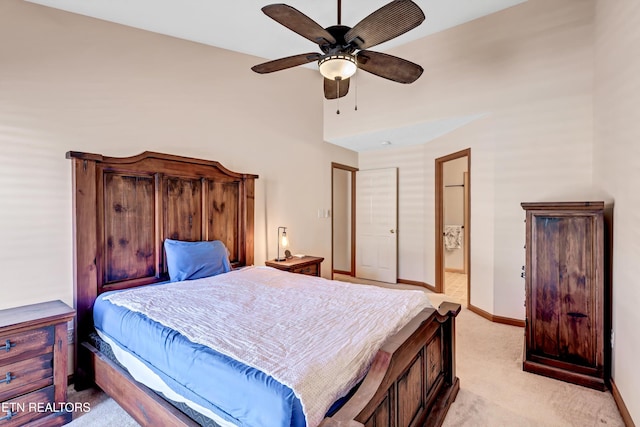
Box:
[94,292,306,427]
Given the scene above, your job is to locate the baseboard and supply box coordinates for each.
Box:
[468,304,525,327]
[397,278,435,292]
[611,379,636,427]
[333,270,352,276]
[396,282,525,328]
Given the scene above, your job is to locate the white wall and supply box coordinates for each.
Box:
[594,0,640,421]
[0,0,357,310]
[348,0,596,319]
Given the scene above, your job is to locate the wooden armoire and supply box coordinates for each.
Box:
[521,201,609,390]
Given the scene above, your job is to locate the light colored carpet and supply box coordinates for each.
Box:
[67,385,138,426]
[67,278,624,427]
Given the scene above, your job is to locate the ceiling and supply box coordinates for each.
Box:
[328,113,488,152]
[26,0,525,151]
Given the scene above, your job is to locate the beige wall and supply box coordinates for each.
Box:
[0,0,357,310]
[594,0,640,422]
[355,0,596,319]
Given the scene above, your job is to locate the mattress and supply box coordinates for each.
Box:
[87,331,225,427]
[94,290,305,427]
[94,266,431,427]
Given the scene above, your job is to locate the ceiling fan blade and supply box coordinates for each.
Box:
[345,0,425,50]
[357,50,423,83]
[324,78,350,99]
[252,53,321,74]
[262,4,337,46]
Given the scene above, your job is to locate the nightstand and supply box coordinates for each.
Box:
[0,300,75,426]
[265,256,324,277]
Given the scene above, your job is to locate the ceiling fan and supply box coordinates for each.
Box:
[251,0,425,100]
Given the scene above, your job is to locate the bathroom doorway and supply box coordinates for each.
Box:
[435,149,470,305]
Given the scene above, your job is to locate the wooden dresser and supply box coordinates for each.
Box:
[265,256,324,277]
[521,202,609,390]
[0,300,75,426]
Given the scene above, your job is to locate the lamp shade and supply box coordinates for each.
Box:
[318,55,357,81]
[276,226,288,261]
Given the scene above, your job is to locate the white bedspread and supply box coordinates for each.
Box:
[104,266,432,427]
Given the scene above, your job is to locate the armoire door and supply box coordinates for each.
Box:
[528,214,597,365]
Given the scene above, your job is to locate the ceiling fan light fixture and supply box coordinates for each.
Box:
[318,54,357,81]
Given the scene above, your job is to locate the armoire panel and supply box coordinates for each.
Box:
[531,216,561,358]
[558,216,595,366]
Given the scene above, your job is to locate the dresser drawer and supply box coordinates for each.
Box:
[0,353,53,402]
[0,301,74,426]
[292,264,318,276]
[0,327,54,364]
[0,384,56,427]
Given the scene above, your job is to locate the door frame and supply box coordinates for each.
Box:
[331,162,358,278]
[435,149,471,302]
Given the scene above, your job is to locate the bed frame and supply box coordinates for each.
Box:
[68,151,461,427]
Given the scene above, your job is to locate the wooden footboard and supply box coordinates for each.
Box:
[83,342,199,426]
[81,302,460,427]
[320,302,461,427]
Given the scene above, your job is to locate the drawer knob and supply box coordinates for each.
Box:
[2,339,14,353]
[0,409,15,421]
[0,372,15,384]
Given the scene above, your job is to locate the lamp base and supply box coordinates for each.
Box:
[275,257,286,262]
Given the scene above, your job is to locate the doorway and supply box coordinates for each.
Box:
[331,163,357,278]
[435,149,470,305]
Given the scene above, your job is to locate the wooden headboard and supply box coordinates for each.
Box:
[67,151,258,383]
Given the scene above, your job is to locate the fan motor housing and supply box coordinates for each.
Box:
[322,25,356,54]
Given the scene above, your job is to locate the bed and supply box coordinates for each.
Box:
[68,151,461,427]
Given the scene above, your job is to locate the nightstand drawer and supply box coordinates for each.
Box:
[292,264,318,276]
[0,301,74,427]
[0,353,53,402]
[265,256,324,277]
[0,327,54,364]
[0,384,55,427]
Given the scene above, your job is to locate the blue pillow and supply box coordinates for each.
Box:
[164,239,231,282]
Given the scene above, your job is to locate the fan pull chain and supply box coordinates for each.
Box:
[354,72,358,111]
[336,79,340,115]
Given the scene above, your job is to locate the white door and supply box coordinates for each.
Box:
[356,168,398,283]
